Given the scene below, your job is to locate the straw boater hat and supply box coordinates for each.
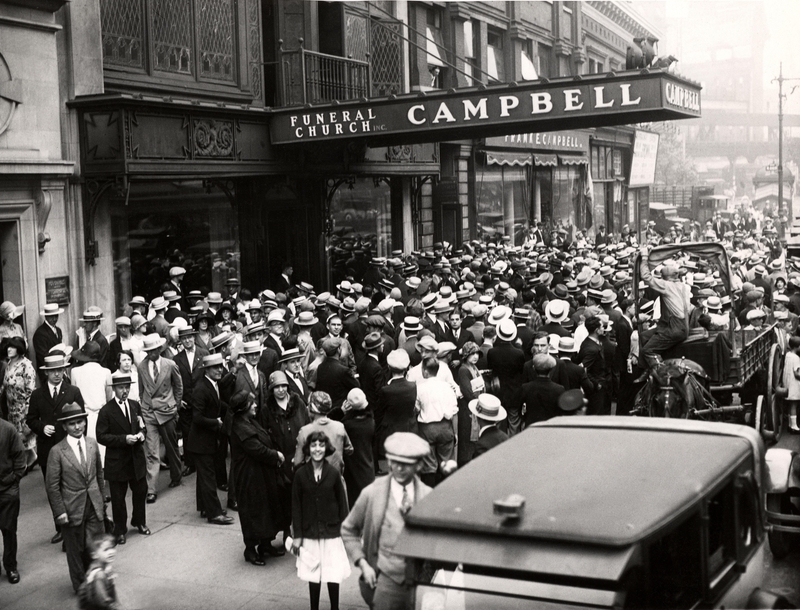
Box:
[109,371,134,386]
[545,300,569,324]
[129,296,148,308]
[163,290,180,302]
[41,303,64,316]
[294,311,319,327]
[149,297,168,312]
[177,326,197,338]
[210,331,235,351]
[401,316,422,333]
[557,337,578,353]
[240,340,263,356]
[496,319,518,342]
[202,353,226,368]
[141,334,167,351]
[469,393,507,422]
[40,353,71,370]
[79,308,104,322]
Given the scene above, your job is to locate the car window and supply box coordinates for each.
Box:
[706,482,737,587]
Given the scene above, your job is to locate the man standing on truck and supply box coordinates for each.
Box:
[637,246,692,370]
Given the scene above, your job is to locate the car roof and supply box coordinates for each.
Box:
[402,417,755,550]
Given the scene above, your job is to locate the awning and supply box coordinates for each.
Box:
[534,153,558,167]
[486,151,532,166]
[559,154,588,165]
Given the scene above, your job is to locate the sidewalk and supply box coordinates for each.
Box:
[2,467,368,610]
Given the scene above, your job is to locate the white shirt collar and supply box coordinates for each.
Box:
[390,476,414,506]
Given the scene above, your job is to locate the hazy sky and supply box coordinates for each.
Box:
[658,0,800,113]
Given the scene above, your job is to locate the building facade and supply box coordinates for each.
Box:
[0,0,672,356]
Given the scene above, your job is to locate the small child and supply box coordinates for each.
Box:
[78,534,122,610]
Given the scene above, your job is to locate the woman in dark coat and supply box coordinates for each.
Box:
[340,388,375,507]
[229,390,285,565]
[456,341,483,465]
[260,371,310,537]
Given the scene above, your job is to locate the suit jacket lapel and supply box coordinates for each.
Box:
[112,400,132,431]
[62,439,85,478]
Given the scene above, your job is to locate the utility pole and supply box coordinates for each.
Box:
[771,63,800,227]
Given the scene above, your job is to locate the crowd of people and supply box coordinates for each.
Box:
[0,205,797,609]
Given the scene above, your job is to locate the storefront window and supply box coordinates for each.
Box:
[552,166,581,231]
[476,164,529,245]
[110,181,240,311]
[329,177,392,260]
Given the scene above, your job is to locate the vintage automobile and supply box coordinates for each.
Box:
[765,446,800,559]
[396,417,794,609]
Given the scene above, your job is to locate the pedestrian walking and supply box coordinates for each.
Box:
[0,416,25,584]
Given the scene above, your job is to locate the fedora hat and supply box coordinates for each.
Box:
[163,290,180,302]
[545,300,569,324]
[558,389,586,412]
[496,319,517,342]
[600,289,617,305]
[129,296,148,308]
[41,303,64,316]
[58,402,88,423]
[73,341,101,363]
[401,316,422,332]
[468,394,507,422]
[552,284,568,299]
[240,340,263,356]
[202,353,226,368]
[278,347,303,363]
[40,354,71,370]
[336,280,354,295]
[109,371,133,386]
[210,331,235,351]
[267,309,285,324]
[339,297,356,313]
[206,292,223,304]
[115,316,131,327]
[432,300,453,315]
[141,334,167,351]
[362,331,384,351]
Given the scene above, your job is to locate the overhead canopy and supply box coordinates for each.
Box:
[485,151,562,167]
[559,154,588,165]
[270,69,701,147]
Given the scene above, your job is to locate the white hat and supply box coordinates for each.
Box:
[141,334,167,351]
[545,299,569,324]
[496,319,517,342]
[169,266,186,277]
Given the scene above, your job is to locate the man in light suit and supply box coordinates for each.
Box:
[45,403,106,593]
[26,352,84,544]
[173,326,209,477]
[137,334,183,503]
[342,432,432,609]
[96,372,149,546]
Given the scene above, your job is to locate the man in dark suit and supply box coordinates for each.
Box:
[45,403,105,593]
[0,417,25,584]
[74,309,111,371]
[96,372,149,545]
[376,350,417,460]
[575,317,610,415]
[357,332,385,413]
[274,264,294,294]
[445,310,476,352]
[186,354,234,525]
[487,320,525,434]
[32,303,63,376]
[511,309,534,361]
[614,300,636,415]
[521,354,565,426]
[469,394,508,460]
[279,347,310,404]
[163,291,188,324]
[173,327,209,477]
[712,213,728,240]
[315,338,360,419]
[264,310,285,358]
[137,334,184,503]
[550,337,594,394]
[26,353,84,544]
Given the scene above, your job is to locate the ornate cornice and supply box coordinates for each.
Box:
[586,1,658,41]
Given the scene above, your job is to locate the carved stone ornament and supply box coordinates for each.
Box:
[386,145,414,162]
[194,119,234,157]
[0,51,22,137]
[36,188,54,254]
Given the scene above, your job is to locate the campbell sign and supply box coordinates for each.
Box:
[269,71,701,146]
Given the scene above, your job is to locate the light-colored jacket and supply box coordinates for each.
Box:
[341,474,431,570]
[46,436,105,526]
[137,357,183,425]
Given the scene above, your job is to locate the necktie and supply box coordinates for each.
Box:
[120,400,129,423]
[78,440,87,473]
[401,485,412,515]
[52,385,58,400]
[151,360,158,380]
[187,351,193,372]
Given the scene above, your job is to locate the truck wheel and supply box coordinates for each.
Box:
[767,494,793,560]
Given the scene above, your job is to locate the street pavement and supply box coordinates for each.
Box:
[2,467,367,610]
[2,436,799,609]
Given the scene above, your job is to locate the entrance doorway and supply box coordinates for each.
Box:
[0,221,21,307]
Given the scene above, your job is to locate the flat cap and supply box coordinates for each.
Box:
[384,432,430,464]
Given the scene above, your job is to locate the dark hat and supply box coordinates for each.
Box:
[362,332,384,351]
[109,371,133,386]
[73,341,102,363]
[558,389,586,412]
[177,327,197,338]
[58,402,88,423]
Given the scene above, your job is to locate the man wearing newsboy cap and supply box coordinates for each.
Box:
[342,432,432,609]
